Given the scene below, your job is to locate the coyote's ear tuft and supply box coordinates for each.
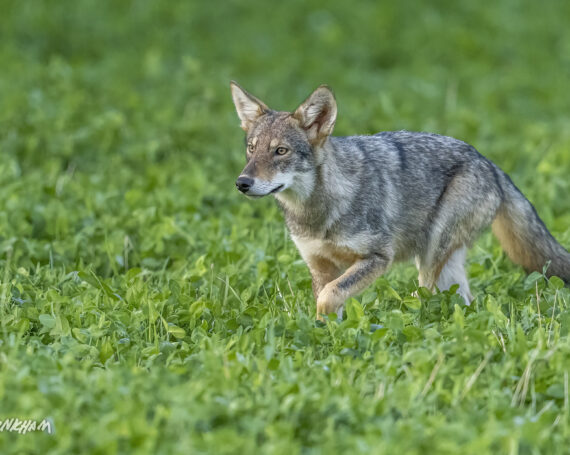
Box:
[293,85,337,145]
[230,81,269,131]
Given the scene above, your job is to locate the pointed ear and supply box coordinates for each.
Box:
[293,85,337,145]
[230,81,269,131]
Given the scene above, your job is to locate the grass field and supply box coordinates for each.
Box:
[1,1,570,453]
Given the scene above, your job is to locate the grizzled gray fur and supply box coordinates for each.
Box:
[230,81,570,320]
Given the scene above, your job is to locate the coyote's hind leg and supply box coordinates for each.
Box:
[415,169,502,304]
[416,246,473,305]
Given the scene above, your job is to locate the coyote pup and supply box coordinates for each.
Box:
[230,81,570,319]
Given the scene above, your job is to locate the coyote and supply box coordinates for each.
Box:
[230,81,570,319]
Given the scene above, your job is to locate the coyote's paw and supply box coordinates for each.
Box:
[413,286,473,306]
[316,285,343,321]
[459,290,474,306]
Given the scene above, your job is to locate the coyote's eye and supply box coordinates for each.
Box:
[275,147,289,156]
[247,143,255,154]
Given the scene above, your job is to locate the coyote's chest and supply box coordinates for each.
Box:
[291,235,365,269]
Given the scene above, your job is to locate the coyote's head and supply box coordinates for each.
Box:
[230,81,337,201]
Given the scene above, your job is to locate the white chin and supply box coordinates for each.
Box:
[245,194,266,199]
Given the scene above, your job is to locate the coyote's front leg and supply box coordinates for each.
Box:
[308,257,341,302]
[316,254,390,320]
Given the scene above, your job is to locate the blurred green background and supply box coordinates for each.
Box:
[0,0,569,453]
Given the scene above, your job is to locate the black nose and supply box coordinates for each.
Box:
[236,176,254,193]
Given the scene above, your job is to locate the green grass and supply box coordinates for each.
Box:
[1,0,570,453]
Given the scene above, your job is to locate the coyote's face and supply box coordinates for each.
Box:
[230,82,337,201]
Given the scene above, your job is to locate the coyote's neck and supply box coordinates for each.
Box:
[274,138,357,238]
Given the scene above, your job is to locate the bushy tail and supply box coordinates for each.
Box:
[492,174,570,283]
